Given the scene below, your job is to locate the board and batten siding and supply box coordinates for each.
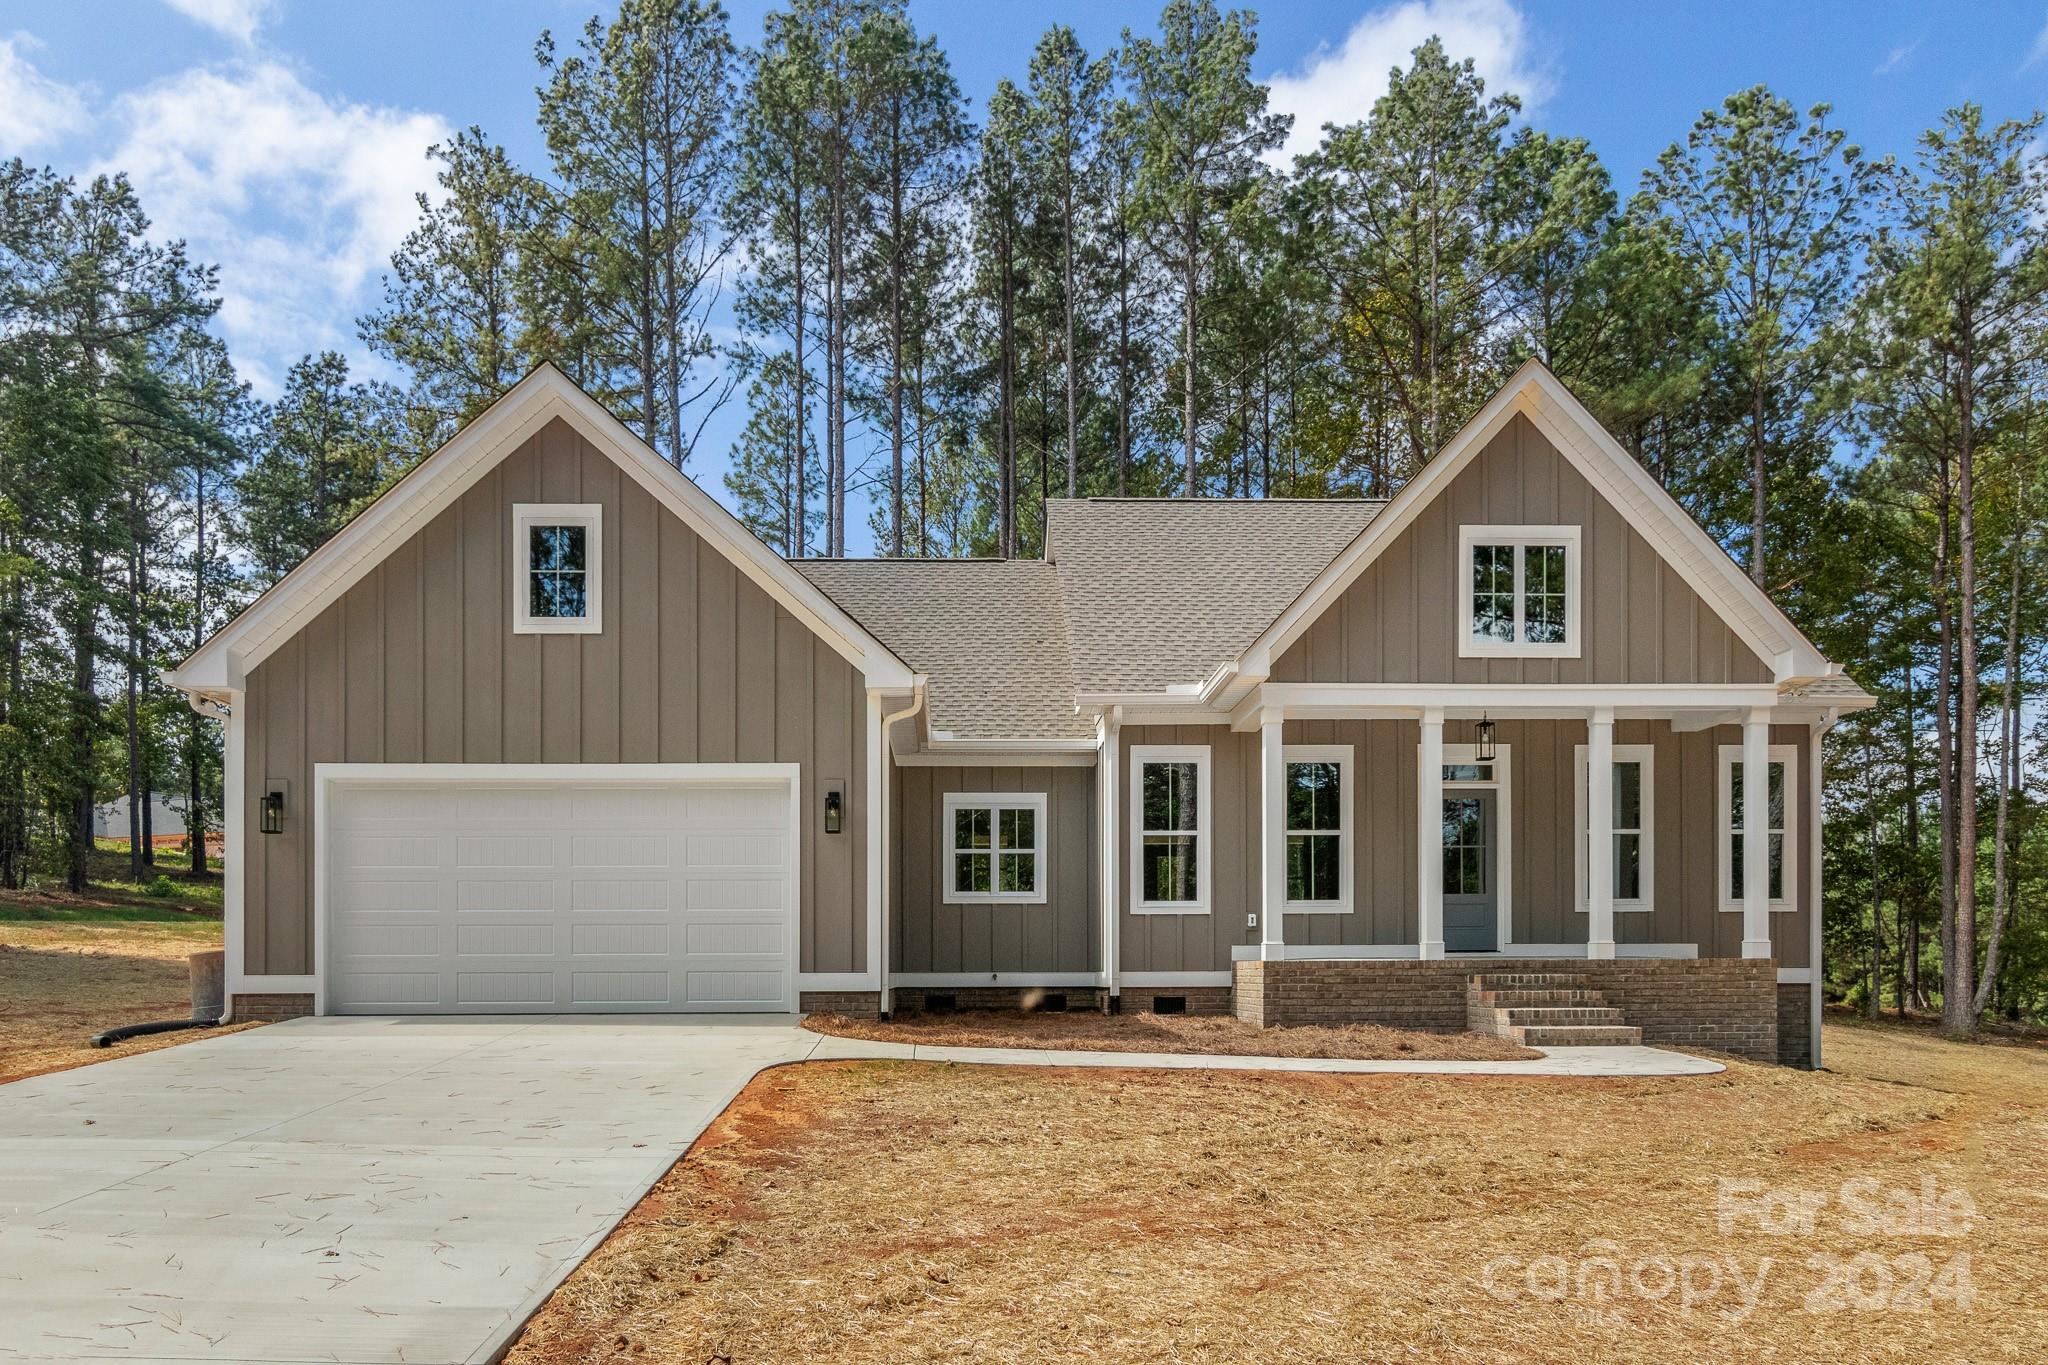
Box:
[242,417,866,978]
[1115,718,1811,974]
[1272,413,1772,686]
[892,766,1098,975]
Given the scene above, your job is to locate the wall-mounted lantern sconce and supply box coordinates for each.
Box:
[260,779,288,835]
[1475,716,1497,764]
[822,780,845,835]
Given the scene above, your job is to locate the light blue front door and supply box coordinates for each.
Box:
[1442,791,1498,952]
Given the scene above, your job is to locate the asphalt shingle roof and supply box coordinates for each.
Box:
[794,558,1092,741]
[1045,498,1383,694]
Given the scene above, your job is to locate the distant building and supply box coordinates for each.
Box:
[93,793,189,840]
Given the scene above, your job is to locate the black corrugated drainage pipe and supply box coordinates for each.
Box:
[90,948,226,1048]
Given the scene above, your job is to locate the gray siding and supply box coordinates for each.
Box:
[892,765,1098,974]
[1272,413,1772,685]
[1115,717,1812,974]
[243,417,867,977]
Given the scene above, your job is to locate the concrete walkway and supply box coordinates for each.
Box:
[0,1018,1718,1365]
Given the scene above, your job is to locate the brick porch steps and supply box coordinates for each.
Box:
[1468,971,1642,1048]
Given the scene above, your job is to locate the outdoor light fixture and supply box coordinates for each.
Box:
[260,780,287,835]
[1475,716,1497,763]
[823,780,845,835]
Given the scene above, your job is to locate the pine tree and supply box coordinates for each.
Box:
[238,353,400,582]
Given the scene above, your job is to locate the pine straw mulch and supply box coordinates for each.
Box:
[506,1025,2047,1364]
[0,920,256,1084]
[804,1008,1538,1061]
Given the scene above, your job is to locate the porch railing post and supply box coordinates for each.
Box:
[1586,707,1616,959]
[1417,708,1445,960]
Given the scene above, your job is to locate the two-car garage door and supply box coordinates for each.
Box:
[323,771,796,1013]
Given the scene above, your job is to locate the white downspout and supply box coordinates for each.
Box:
[1810,707,1839,1069]
[876,681,926,1018]
[1099,706,1121,1008]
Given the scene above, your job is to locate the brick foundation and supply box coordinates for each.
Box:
[1776,983,1815,1069]
[892,986,1104,1014]
[231,993,314,1022]
[1234,957,1780,1063]
[1116,986,1234,1016]
[798,991,882,1015]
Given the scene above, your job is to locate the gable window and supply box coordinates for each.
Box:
[514,504,602,634]
[943,792,1046,903]
[1130,744,1211,914]
[1573,744,1655,912]
[1718,745,1797,912]
[1458,525,1580,657]
[1285,745,1352,912]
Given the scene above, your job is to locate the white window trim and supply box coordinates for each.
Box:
[513,503,603,634]
[1129,743,1212,916]
[1573,743,1656,914]
[1283,744,1353,914]
[1717,744,1798,913]
[1439,742,1514,950]
[941,791,1047,905]
[1457,524,1582,659]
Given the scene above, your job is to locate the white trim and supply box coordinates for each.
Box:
[169,364,915,696]
[1282,744,1353,914]
[799,972,879,991]
[941,791,1048,904]
[1251,682,1779,720]
[1129,743,1213,915]
[221,698,246,1017]
[1573,743,1657,913]
[1417,711,1445,958]
[1716,743,1798,914]
[1808,717,1830,1066]
[865,693,885,990]
[512,503,602,634]
[891,972,1101,988]
[1440,741,1513,952]
[1231,942,1701,962]
[310,761,803,1016]
[1099,710,1121,994]
[1235,361,1831,684]
[1121,971,1234,987]
[897,750,1098,767]
[1457,524,1582,658]
[230,973,318,991]
[1777,967,1814,984]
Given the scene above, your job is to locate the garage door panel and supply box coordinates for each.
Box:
[326,776,793,1014]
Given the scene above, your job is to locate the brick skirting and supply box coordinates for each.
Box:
[1776,983,1815,1069]
[1117,986,1234,1016]
[1234,957,1780,1063]
[892,986,1105,1014]
[231,993,314,1022]
[798,991,882,1015]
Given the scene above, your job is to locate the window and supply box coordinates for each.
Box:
[943,792,1046,903]
[513,503,602,634]
[1573,744,1656,912]
[1285,745,1352,912]
[1458,525,1580,657]
[1718,744,1797,911]
[1130,744,1211,914]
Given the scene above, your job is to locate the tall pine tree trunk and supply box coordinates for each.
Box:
[1974,469,2022,1019]
[1948,339,1979,1031]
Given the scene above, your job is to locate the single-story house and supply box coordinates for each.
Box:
[93,792,189,841]
[167,359,1872,1066]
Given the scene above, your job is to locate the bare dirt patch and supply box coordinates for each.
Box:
[0,919,253,1084]
[508,1027,2047,1365]
[804,1007,1538,1061]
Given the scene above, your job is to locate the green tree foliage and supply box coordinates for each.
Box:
[236,352,402,582]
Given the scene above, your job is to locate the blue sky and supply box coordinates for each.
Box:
[7,0,2048,551]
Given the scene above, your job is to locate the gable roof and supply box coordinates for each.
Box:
[1047,497,1383,697]
[795,559,1092,741]
[1234,359,1837,686]
[168,363,913,699]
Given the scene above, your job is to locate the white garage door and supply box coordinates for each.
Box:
[323,773,796,1013]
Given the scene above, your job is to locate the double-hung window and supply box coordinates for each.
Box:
[1573,743,1655,912]
[513,503,602,634]
[1717,745,1797,911]
[1459,525,1580,657]
[1284,745,1352,912]
[1131,745,1211,914]
[943,793,1045,903]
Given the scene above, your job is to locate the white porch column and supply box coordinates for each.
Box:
[1099,709,1121,1000]
[1417,708,1445,960]
[1259,717,1287,960]
[1741,709,1773,959]
[1585,707,1617,959]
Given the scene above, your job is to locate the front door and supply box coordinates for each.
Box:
[1442,791,1498,952]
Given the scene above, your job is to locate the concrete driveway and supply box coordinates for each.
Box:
[0,1015,826,1365]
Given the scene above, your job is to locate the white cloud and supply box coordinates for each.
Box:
[1874,41,1917,76]
[2028,13,2048,68]
[1265,0,1552,166]
[161,0,275,46]
[92,61,449,396]
[0,32,90,150]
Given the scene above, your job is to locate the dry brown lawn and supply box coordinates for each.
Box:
[0,917,253,1083]
[806,1007,1537,1061]
[508,1019,2046,1365]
